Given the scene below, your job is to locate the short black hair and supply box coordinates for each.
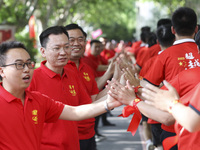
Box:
[172,7,197,36]
[156,25,175,47]
[39,26,69,48]
[65,23,87,38]
[141,26,151,33]
[147,32,157,48]
[90,40,101,47]
[157,18,172,28]
[0,41,27,66]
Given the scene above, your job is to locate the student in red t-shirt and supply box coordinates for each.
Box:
[141,81,200,150]
[141,7,200,150]
[0,41,121,150]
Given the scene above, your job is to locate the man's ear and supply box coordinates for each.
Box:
[171,26,176,34]
[0,67,5,79]
[40,47,46,58]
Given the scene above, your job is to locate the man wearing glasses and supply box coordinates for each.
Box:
[0,40,121,150]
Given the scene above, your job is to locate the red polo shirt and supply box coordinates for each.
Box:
[83,54,108,77]
[28,60,92,150]
[66,58,99,139]
[0,85,64,150]
[144,39,200,86]
[174,83,200,149]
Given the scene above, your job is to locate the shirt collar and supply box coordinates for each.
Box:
[0,83,32,103]
[173,39,195,45]
[40,60,68,78]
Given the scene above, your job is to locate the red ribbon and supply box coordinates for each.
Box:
[118,99,142,136]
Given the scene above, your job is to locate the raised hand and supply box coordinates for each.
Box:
[141,80,180,112]
[107,79,136,106]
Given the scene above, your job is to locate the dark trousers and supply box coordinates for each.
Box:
[80,136,96,150]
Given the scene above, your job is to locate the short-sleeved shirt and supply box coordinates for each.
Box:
[174,83,200,150]
[83,54,108,77]
[160,67,200,132]
[136,46,149,68]
[100,49,115,61]
[144,39,200,86]
[28,60,92,150]
[0,84,64,150]
[66,59,99,96]
[137,44,161,68]
[66,59,99,139]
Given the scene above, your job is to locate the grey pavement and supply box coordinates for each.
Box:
[96,105,146,150]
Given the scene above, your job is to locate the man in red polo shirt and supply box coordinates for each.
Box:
[0,40,121,150]
[64,24,102,150]
[65,24,117,149]
[27,26,120,150]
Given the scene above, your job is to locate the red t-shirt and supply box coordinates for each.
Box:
[100,49,116,61]
[138,44,161,68]
[129,40,142,54]
[139,56,157,77]
[0,85,64,150]
[144,39,200,86]
[161,67,200,132]
[28,60,92,150]
[174,83,200,150]
[66,59,99,139]
[136,46,148,68]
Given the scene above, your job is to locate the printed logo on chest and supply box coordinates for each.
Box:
[83,72,90,81]
[69,85,77,96]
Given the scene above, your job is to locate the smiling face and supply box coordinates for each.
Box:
[67,29,86,60]
[40,33,71,73]
[0,48,34,92]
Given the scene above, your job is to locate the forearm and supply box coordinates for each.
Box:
[137,101,175,125]
[97,65,108,71]
[171,103,200,132]
[95,88,108,100]
[59,100,110,121]
[96,72,113,90]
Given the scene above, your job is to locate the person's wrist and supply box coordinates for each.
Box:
[168,99,180,113]
[104,100,114,112]
[134,85,143,93]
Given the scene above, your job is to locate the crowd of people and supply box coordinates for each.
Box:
[0,6,200,150]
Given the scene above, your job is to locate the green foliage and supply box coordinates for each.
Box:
[15,32,38,62]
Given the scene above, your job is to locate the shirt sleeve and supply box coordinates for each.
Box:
[188,83,200,115]
[41,94,65,123]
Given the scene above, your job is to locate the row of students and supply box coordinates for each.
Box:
[108,6,200,150]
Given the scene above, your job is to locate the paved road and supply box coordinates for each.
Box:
[96,105,145,150]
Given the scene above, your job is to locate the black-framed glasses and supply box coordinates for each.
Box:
[2,61,36,70]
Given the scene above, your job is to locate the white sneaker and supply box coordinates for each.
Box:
[146,142,155,150]
[95,134,106,142]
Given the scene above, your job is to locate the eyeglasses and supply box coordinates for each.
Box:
[69,37,85,45]
[2,61,36,70]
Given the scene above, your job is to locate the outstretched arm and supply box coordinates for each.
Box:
[59,94,122,121]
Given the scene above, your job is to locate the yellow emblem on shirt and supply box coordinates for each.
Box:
[69,85,77,96]
[32,110,38,124]
[83,72,90,81]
